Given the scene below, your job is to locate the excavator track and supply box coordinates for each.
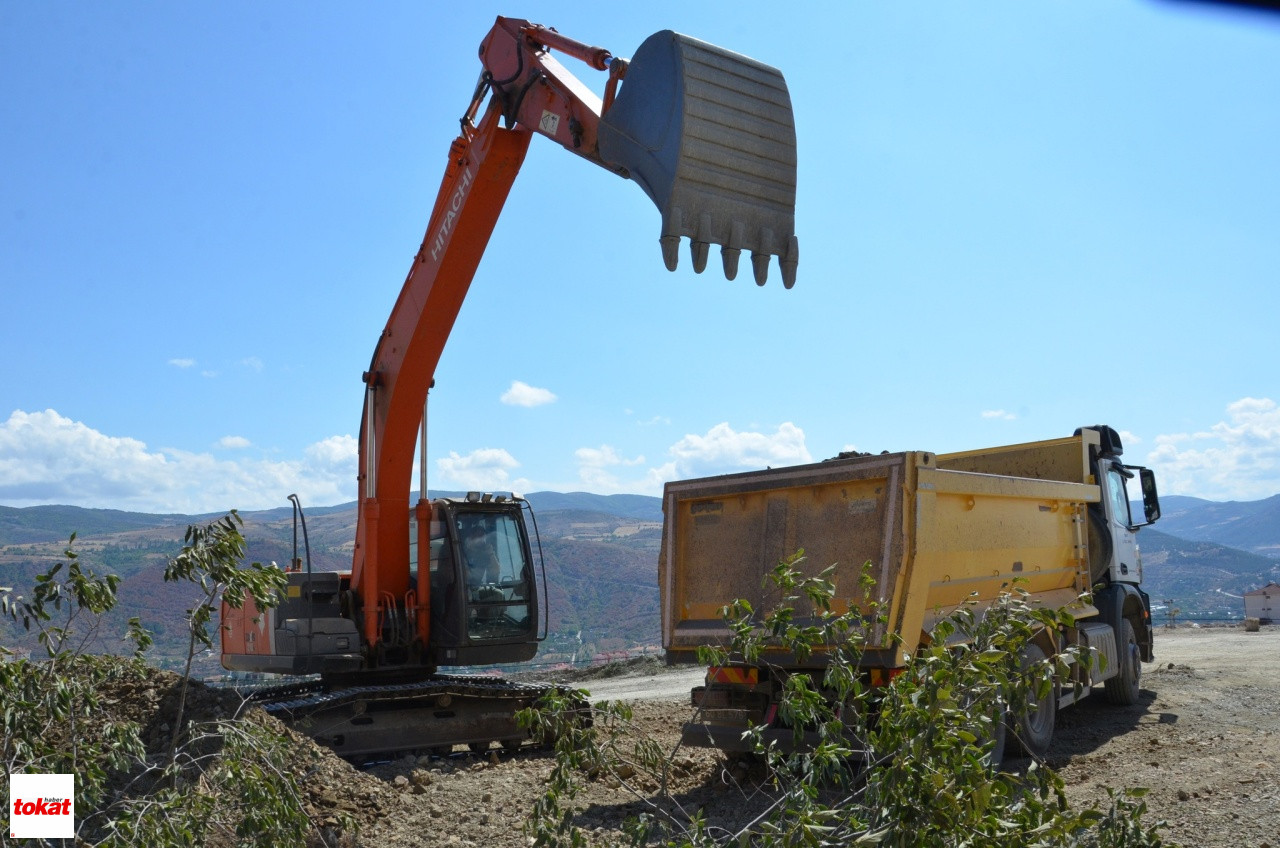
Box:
[247,674,585,761]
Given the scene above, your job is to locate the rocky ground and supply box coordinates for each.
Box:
[1050,627,1279,848]
[71,626,1280,846]
[340,627,1280,847]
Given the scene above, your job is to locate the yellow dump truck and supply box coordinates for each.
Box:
[659,425,1161,758]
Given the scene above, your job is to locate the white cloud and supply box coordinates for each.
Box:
[0,409,357,513]
[500,381,556,408]
[216,435,251,449]
[574,445,645,493]
[574,422,812,495]
[306,434,357,468]
[666,422,811,474]
[981,409,1017,421]
[1144,397,1280,500]
[169,358,195,369]
[435,448,530,492]
[240,357,264,372]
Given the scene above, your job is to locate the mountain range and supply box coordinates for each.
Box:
[1149,494,1280,558]
[1,490,1275,670]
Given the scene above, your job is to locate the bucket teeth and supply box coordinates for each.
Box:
[660,206,683,272]
[691,240,709,274]
[780,235,799,289]
[598,30,799,287]
[751,252,771,286]
[721,220,744,280]
[721,246,741,281]
[691,211,712,274]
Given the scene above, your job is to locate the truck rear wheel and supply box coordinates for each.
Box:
[960,689,1006,769]
[1008,643,1055,759]
[1104,619,1141,706]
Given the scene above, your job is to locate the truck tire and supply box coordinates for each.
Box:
[1008,643,1055,759]
[985,700,1008,769]
[1104,619,1141,706]
[962,690,1006,769]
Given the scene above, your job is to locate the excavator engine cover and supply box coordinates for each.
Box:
[599,31,799,287]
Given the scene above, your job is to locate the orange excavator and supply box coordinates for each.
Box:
[220,16,798,758]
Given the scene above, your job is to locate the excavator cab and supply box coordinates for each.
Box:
[426,497,541,667]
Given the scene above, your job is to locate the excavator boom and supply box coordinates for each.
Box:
[352,16,801,658]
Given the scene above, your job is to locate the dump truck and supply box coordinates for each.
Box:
[660,425,1161,759]
[219,16,798,759]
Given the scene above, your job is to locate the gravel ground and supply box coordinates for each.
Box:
[69,625,1279,846]
[1052,627,1279,848]
[342,626,1280,848]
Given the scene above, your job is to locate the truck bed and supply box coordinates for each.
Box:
[659,447,1101,667]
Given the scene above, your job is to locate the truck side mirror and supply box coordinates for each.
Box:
[1139,468,1160,525]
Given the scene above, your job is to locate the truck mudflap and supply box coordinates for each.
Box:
[599,31,799,287]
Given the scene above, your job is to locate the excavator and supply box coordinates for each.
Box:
[219,16,798,759]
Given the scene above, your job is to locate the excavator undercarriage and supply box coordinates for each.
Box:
[247,674,583,761]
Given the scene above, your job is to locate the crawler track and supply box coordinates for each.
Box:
[247,674,577,760]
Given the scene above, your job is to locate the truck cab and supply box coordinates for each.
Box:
[1089,426,1160,586]
[1081,425,1161,676]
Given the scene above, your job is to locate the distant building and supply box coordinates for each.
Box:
[1244,582,1279,623]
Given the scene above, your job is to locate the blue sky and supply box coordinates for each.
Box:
[2,1,1278,514]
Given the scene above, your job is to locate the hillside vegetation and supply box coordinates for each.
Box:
[1,491,1276,669]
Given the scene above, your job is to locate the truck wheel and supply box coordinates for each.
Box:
[1008,643,1055,759]
[981,699,1007,769]
[1104,619,1141,706]
[961,690,1006,769]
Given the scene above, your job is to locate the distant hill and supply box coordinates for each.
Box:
[0,493,663,670]
[1137,528,1280,620]
[0,504,196,545]
[524,492,662,522]
[1149,494,1280,558]
[3,489,1277,666]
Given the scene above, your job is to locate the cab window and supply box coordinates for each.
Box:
[1106,466,1134,528]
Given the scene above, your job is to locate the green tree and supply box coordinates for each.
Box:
[2,520,338,847]
[161,510,285,763]
[1,535,151,819]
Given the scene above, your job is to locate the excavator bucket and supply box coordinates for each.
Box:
[599,31,799,287]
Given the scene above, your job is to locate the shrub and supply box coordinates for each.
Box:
[1,518,339,847]
[521,552,1172,847]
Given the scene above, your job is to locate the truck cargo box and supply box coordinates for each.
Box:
[659,446,1102,667]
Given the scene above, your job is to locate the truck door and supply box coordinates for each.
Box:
[1102,463,1142,584]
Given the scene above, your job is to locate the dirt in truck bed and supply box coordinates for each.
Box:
[69,627,1280,846]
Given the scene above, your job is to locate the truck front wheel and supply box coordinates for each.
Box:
[1104,619,1141,706]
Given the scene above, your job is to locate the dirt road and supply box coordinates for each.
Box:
[1054,627,1279,848]
[355,626,1279,847]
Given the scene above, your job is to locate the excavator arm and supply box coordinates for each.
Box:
[347,16,800,663]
